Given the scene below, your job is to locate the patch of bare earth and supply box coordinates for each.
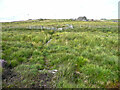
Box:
[2,67,55,88]
[105,82,120,89]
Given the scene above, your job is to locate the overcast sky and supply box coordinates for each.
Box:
[0,0,119,22]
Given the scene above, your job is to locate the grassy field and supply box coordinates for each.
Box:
[1,19,119,88]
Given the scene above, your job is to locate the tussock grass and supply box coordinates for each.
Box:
[2,20,118,88]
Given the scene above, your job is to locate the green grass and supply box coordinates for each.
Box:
[1,19,118,88]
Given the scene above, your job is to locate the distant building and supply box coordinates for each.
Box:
[76,16,87,21]
[88,19,94,21]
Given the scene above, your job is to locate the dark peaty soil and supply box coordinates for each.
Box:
[2,67,55,88]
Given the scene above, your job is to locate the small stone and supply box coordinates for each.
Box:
[75,71,80,74]
[57,28,63,30]
[52,72,56,74]
[69,25,74,29]
[53,70,58,72]
[0,59,7,68]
